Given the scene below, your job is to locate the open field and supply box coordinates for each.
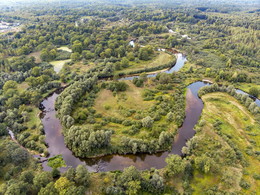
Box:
[94,81,154,119]
[69,61,95,74]
[91,80,178,141]
[191,92,260,194]
[28,51,41,63]
[234,83,260,98]
[57,46,72,53]
[24,106,42,129]
[116,52,175,75]
[50,59,71,73]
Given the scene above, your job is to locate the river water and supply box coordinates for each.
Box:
[39,54,259,172]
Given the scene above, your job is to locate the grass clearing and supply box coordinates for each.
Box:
[57,46,72,53]
[28,51,41,63]
[116,52,175,75]
[50,59,71,73]
[191,92,260,194]
[94,81,154,119]
[25,106,42,130]
[70,61,95,74]
[90,80,179,142]
[234,82,260,98]
[192,171,220,195]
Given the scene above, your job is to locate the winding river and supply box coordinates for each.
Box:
[39,54,259,172]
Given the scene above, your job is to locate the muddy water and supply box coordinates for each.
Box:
[40,92,93,172]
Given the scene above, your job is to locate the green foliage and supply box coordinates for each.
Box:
[75,165,90,187]
[0,3,259,195]
[71,52,81,61]
[142,116,154,128]
[0,123,8,136]
[72,41,83,54]
[20,170,34,184]
[33,172,53,190]
[64,126,112,157]
[165,155,186,177]
[239,179,251,189]
[249,87,259,97]
[54,177,74,195]
[11,148,29,166]
[106,81,128,92]
[39,182,58,195]
[138,48,149,61]
[40,49,57,62]
[126,180,141,195]
[121,57,129,68]
[51,168,61,178]
[194,155,214,173]
[47,155,66,169]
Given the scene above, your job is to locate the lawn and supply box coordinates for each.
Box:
[25,106,42,129]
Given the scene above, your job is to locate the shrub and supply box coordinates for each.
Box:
[239,179,251,189]
[142,116,154,128]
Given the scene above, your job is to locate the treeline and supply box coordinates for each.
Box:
[184,13,259,68]
[198,83,260,115]
[117,53,176,76]
[0,54,61,154]
[0,137,190,195]
[56,76,98,120]
[0,140,90,194]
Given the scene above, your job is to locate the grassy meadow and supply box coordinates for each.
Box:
[190,92,260,194]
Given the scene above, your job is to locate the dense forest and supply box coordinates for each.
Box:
[0,0,259,194]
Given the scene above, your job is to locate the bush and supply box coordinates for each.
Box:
[142,116,154,128]
[107,81,128,92]
[239,179,251,189]
[249,87,259,97]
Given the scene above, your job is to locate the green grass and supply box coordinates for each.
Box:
[191,92,260,194]
[70,61,95,74]
[88,80,178,142]
[28,51,42,63]
[25,106,42,129]
[50,59,71,73]
[57,46,72,53]
[21,106,47,155]
[192,171,220,195]
[115,52,175,75]
[234,83,260,98]
[94,81,154,119]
